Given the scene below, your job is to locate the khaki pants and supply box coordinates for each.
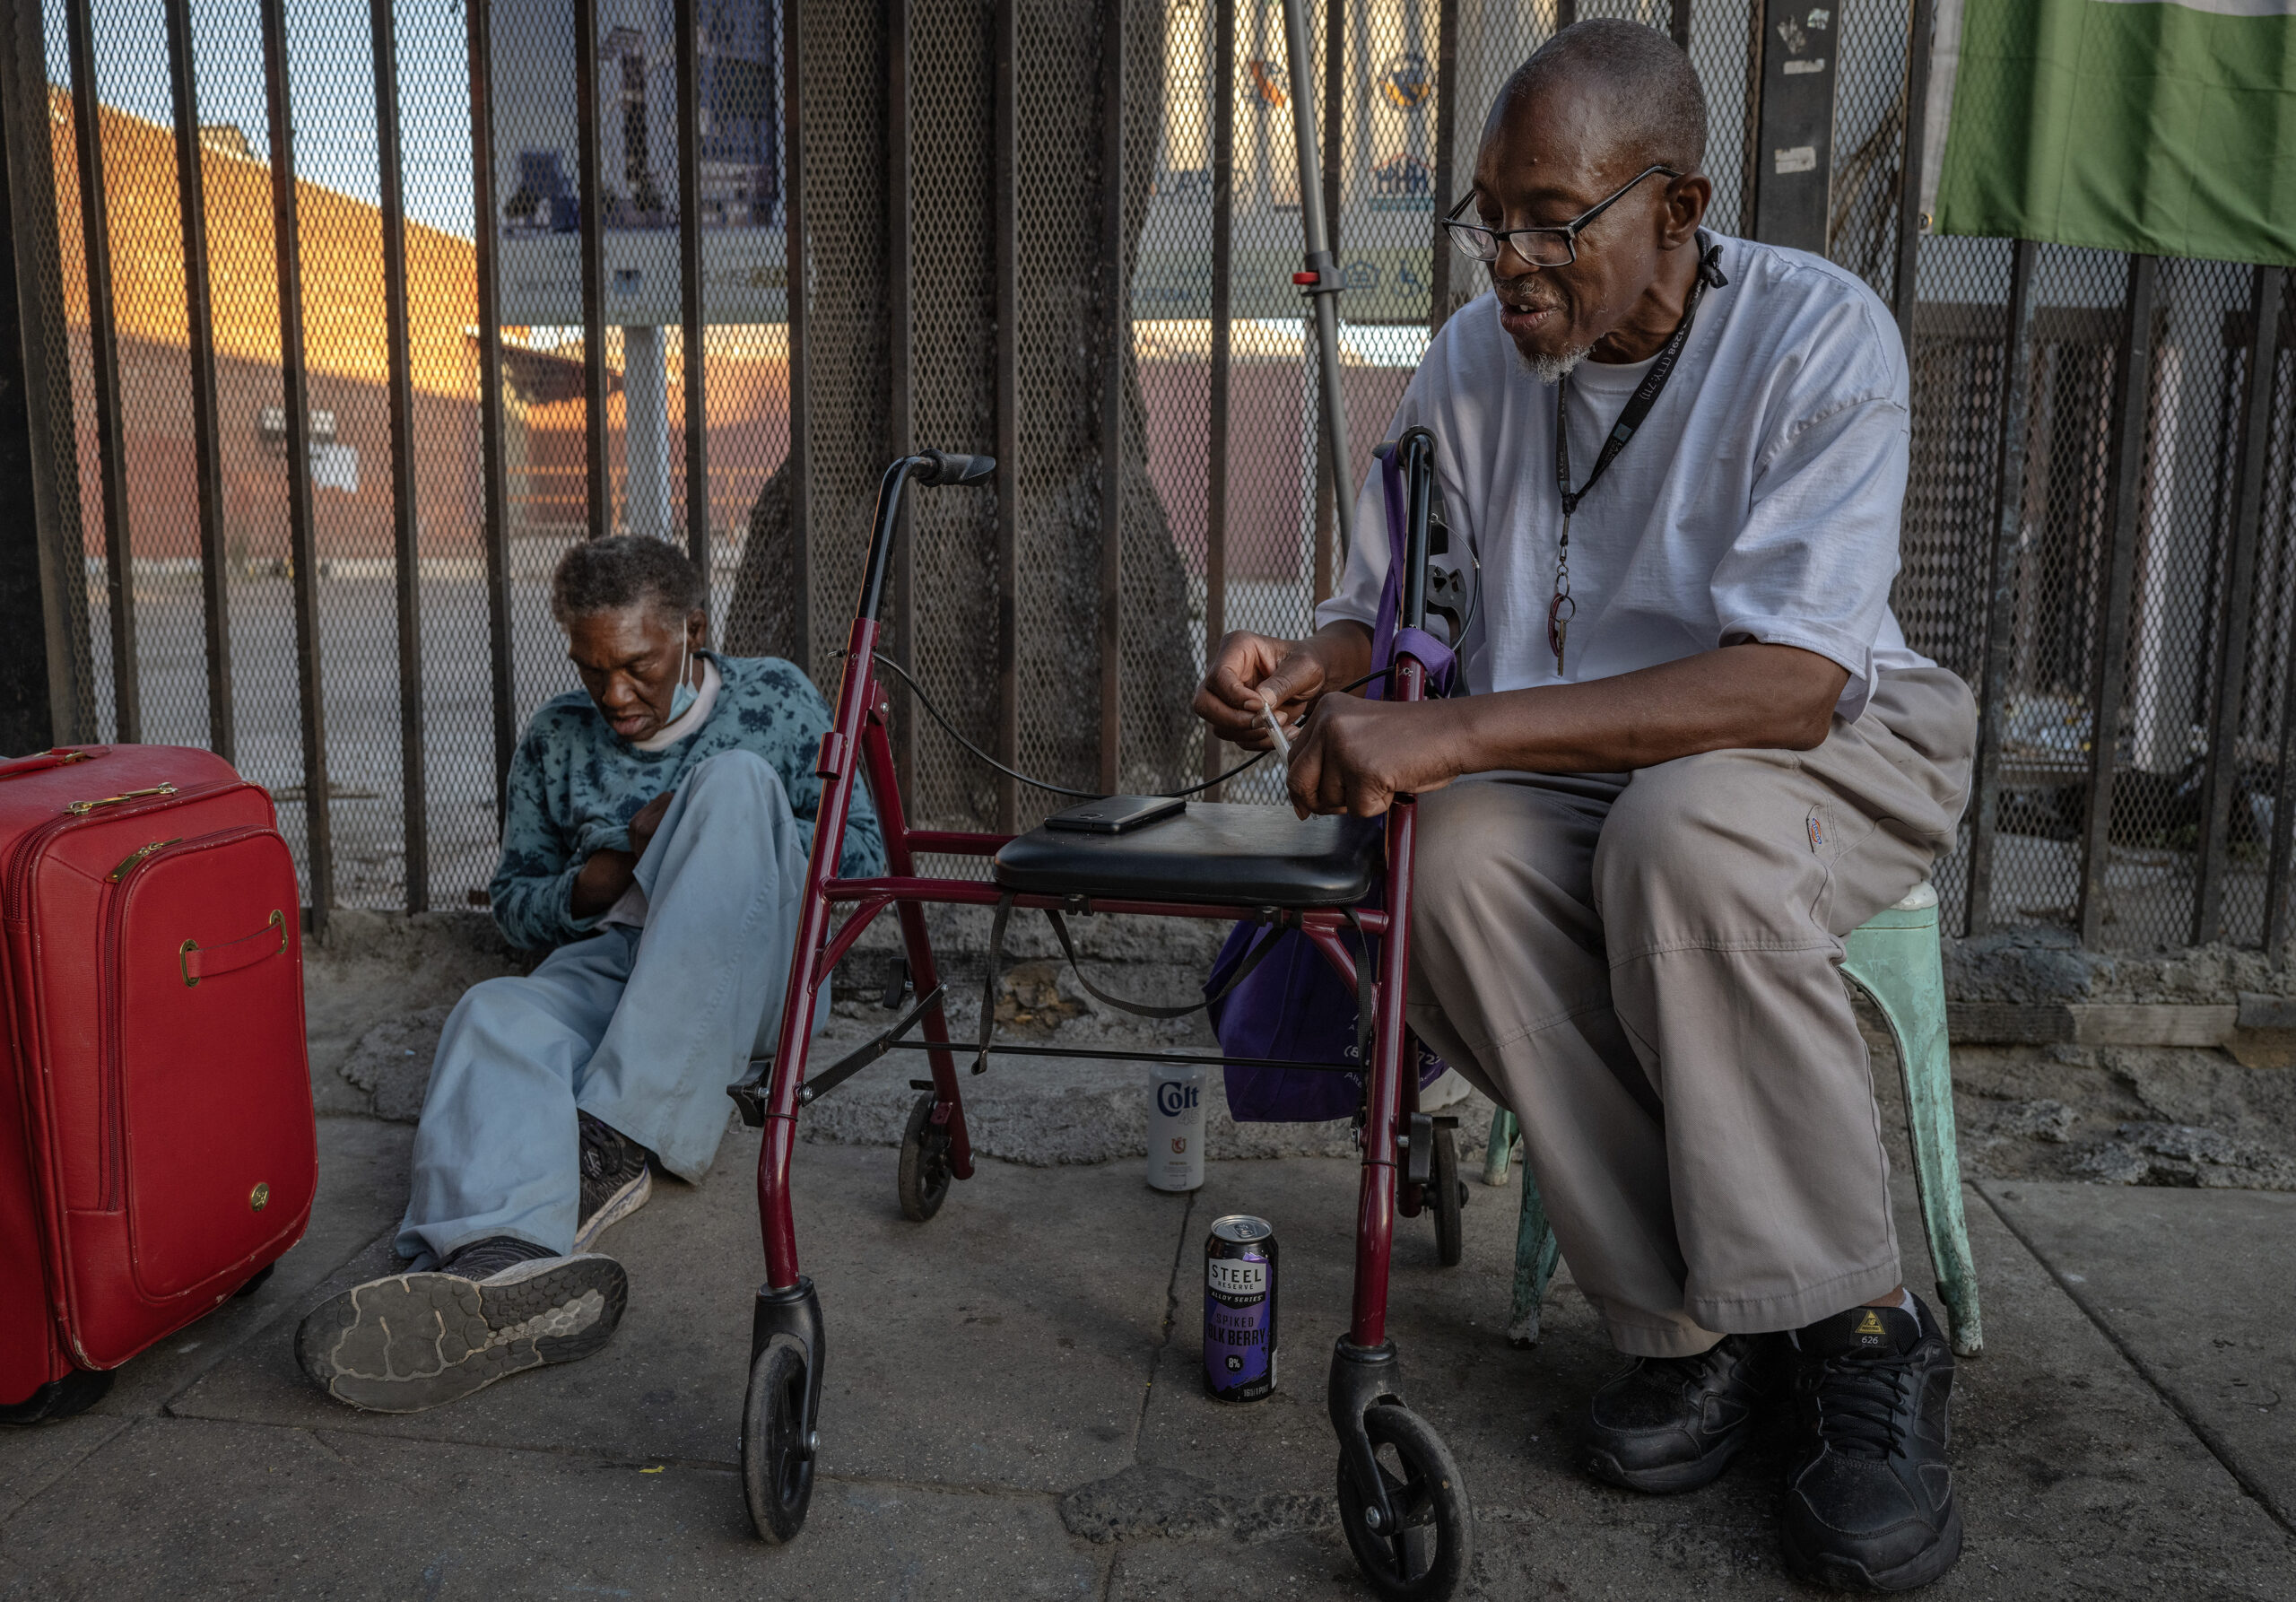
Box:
[1404,666,1976,1358]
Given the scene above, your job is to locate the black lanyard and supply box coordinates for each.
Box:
[1553,235,1728,516]
[1546,235,1728,674]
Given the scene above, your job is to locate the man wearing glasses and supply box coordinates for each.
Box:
[1196,19,1975,1594]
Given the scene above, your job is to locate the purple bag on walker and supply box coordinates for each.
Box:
[1205,443,1459,1123]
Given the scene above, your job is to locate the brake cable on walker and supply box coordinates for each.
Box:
[861,654,1419,803]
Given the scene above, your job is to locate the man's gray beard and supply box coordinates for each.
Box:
[1516,342,1593,385]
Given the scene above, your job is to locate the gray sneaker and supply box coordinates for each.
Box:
[577,1110,653,1251]
[294,1236,627,1414]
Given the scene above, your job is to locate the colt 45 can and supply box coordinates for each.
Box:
[1203,1215,1278,1402]
[1146,1065,1205,1191]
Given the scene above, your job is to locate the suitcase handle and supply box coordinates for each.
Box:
[68,783,178,815]
[178,909,288,988]
[0,746,100,780]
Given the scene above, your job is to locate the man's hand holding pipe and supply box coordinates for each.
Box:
[1196,624,1850,819]
[1193,622,1374,753]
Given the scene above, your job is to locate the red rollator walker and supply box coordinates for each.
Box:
[730,429,1472,1598]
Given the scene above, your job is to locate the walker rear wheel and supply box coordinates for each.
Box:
[1429,1127,1465,1267]
[897,1091,953,1222]
[741,1340,816,1544]
[1335,1404,1473,1600]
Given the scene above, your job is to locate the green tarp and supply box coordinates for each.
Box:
[1935,0,2296,266]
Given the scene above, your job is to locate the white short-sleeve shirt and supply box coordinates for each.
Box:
[1315,232,1931,719]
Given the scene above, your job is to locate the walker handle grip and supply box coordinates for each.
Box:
[916,450,996,487]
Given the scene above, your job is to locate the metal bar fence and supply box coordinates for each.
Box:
[674,0,709,590]
[573,0,608,543]
[258,0,332,928]
[1203,0,1234,794]
[783,0,812,678]
[1890,0,1931,347]
[887,0,915,809]
[2193,266,2286,944]
[1963,237,2039,936]
[370,0,425,913]
[467,0,517,824]
[162,0,231,765]
[994,0,1021,829]
[2269,274,2296,966]
[0,0,91,753]
[63,0,135,745]
[1429,0,1458,335]
[16,0,2296,962]
[2076,254,2156,949]
[1099,0,1126,796]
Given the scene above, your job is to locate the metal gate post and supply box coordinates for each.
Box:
[1428,0,1457,336]
[995,0,1020,825]
[1099,0,1126,796]
[1205,0,1235,793]
[466,0,517,824]
[1891,0,1934,347]
[675,0,710,591]
[1744,0,1837,252]
[785,0,812,676]
[259,0,334,927]
[2076,254,2157,948]
[64,0,139,744]
[1278,0,1353,572]
[166,0,233,762]
[2192,266,2286,945]
[2267,267,2296,966]
[0,0,89,754]
[574,0,609,542]
[1311,0,1344,600]
[2266,436,2296,966]
[370,0,426,913]
[1965,237,2038,936]
[887,0,915,808]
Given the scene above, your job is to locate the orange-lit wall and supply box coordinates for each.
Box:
[49,89,789,562]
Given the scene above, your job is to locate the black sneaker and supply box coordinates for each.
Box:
[294,1235,628,1414]
[1781,1294,1962,1591]
[1582,1331,1787,1493]
[577,1110,653,1251]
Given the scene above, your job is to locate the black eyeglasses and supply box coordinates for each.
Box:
[1443,164,1682,269]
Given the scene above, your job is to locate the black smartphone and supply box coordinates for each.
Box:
[1043,795,1187,835]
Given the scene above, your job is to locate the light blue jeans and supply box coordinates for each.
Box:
[396,750,816,1264]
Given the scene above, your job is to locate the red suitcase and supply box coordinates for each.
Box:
[0,744,317,1421]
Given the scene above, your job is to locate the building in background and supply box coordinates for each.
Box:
[49,85,795,562]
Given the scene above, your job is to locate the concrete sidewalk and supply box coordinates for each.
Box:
[4,1103,2292,1600]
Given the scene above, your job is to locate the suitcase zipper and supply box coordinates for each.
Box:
[106,838,183,882]
[4,814,84,923]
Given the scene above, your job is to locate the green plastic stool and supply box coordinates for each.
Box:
[1483,881,1983,1358]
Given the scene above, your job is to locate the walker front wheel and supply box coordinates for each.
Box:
[742,1340,816,1544]
[1335,1404,1473,1600]
[897,1091,953,1222]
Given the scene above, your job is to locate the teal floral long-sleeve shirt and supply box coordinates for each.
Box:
[488,652,887,950]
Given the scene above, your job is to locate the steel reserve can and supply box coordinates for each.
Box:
[1203,1215,1278,1402]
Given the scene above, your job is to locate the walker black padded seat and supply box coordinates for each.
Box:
[991,800,1384,908]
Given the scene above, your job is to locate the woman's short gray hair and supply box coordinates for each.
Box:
[549,535,705,627]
